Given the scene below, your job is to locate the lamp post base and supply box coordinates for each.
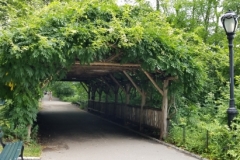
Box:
[227,107,238,127]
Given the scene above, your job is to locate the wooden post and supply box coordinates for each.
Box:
[87,85,91,109]
[125,84,130,104]
[125,84,131,124]
[142,69,177,140]
[160,79,169,140]
[110,74,129,120]
[123,71,146,131]
[105,88,110,116]
[140,91,146,131]
[105,89,109,103]
[114,86,119,118]
[99,89,102,102]
[91,86,97,111]
[91,87,96,101]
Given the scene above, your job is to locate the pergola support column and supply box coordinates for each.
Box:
[110,74,129,120]
[140,91,146,131]
[160,79,169,140]
[124,84,131,124]
[104,87,110,115]
[142,69,177,139]
[114,86,119,117]
[123,71,146,131]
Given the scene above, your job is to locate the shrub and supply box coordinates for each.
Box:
[167,89,240,160]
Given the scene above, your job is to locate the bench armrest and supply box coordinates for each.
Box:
[0,127,5,148]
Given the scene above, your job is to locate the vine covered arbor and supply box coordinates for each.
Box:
[66,60,176,139]
[0,0,204,140]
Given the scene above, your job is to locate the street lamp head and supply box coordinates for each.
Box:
[221,10,238,34]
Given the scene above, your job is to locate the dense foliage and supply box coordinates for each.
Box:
[49,81,88,103]
[167,85,240,160]
[50,82,75,98]
[0,0,239,159]
[154,0,240,159]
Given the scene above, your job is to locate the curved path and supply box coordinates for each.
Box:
[38,95,199,160]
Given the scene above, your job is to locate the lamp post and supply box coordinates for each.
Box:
[221,10,238,127]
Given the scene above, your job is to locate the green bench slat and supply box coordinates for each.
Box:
[12,142,23,159]
[0,141,23,160]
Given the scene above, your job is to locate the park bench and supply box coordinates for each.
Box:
[0,99,5,106]
[0,127,24,160]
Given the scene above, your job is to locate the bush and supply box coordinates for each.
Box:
[166,89,240,160]
[50,82,75,98]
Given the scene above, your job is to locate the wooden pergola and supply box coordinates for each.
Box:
[62,60,176,139]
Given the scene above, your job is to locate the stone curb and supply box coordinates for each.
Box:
[87,111,208,160]
[129,130,208,160]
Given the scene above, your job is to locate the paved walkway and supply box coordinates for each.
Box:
[38,95,200,160]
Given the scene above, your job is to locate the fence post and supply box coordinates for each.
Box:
[206,130,209,153]
[183,125,186,145]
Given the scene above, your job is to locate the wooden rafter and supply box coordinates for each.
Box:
[105,53,123,62]
[142,69,163,96]
[123,71,143,96]
[75,62,141,67]
[110,74,127,95]
[64,62,141,81]
[123,71,146,131]
[101,77,114,93]
[167,76,178,81]
[80,82,88,93]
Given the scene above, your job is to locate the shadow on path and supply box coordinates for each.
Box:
[37,96,198,160]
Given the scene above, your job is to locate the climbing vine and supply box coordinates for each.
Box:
[0,0,206,139]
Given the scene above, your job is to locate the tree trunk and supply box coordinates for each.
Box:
[27,124,32,142]
[156,0,160,11]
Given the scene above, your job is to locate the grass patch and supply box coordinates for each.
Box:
[24,142,42,157]
[0,141,42,157]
